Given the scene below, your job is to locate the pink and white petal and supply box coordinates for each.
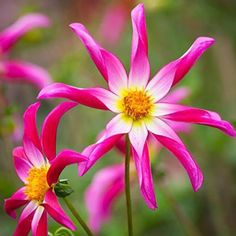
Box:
[159,87,190,103]
[38,83,119,112]
[47,149,87,186]
[23,137,45,167]
[0,61,52,89]
[41,101,77,161]
[129,4,150,89]
[164,119,191,134]
[43,190,76,230]
[132,143,157,209]
[13,201,38,236]
[31,206,47,236]
[85,164,124,233]
[69,23,128,94]
[128,120,148,158]
[0,13,50,54]
[154,134,203,191]
[23,102,41,151]
[4,187,28,218]
[13,146,32,182]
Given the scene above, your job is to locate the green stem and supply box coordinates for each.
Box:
[125,135,133,236]
[63,197,93,236]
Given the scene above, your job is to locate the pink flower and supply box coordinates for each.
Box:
[0,13,52,89]
[4,102,87,236]
[38,4,236,209]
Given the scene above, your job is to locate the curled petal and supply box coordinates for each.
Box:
[38,83,119,111]
[31,206,47,236]
[85,164,124,233]
[43,190,76,230]
[0,13,50,53]
[4,187,28,218]
[47,149,87,186]
[129,4,150,89]
[41,102,77,161]
[132,143,157,209]
[69,23,128,94]
[0,61,52,89]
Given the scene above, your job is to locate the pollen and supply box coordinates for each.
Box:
[24,165,49,203]
[122,89,153,120]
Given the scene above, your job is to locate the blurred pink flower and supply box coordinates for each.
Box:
[4,102,87,236]
[38,4,236,209]
[0,13,52,89]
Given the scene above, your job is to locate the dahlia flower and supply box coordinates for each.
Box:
[0,13,52,88]
[38,4,236,209]
[4,102,87,236]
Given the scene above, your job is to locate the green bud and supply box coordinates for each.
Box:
[54,179,74,198]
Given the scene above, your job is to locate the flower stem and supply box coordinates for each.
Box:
[63,197,94,236]
[125,135,133,236]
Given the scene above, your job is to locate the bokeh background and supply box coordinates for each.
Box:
[1,0,236,235]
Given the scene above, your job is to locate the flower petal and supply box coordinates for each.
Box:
[132,143,157,209]
[13,146,32,182]
[0,13,50,53]
[38,83,119,112]
[23,102,41,151]
[128,120,148,158]
[0,60,52,89]
[47,149,87,186]
[153,134,203,191]
[85,164,124,233]
[4,187,28,218]
[31,206,47,236]
[129,4,150,89]
[43,189,76,230]
[160,87,190,103]
[69,23,128,94]
[41,101,77,161]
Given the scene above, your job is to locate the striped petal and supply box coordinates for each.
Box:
[31,206,47,236]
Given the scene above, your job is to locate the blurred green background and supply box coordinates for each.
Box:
[0,0,236,235]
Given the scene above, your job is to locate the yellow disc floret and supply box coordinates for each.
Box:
[24,165,49,203]
[122,89,153,120]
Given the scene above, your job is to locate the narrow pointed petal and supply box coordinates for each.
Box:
[69,23,128,94]
[129,4,150,88]
[13,146,32,182]
[160,87,190,103]
[154,134,203,191]
[41,102,77,161]
[31,206,47,236]
[0,61,52,89]
[132,143,157,209]
[128,120,148,158]
[155,104,236,137]
[85,164,124,233]
[38,83,119,111]
[4,187,28,218]
[43,190,76,230]
[47,149,87,186]
[23,102,41,151]
[0,13,50,53]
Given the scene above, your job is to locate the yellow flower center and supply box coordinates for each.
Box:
[122,89,153,120]
[24,165,49,202]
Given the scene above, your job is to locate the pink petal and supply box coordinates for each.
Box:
[47,149,88,186]
[23,102,41,151]
[69,23,128,94]
[13,146,32,182]
[85,164,124,233]
[43,189,76,230]
[31,206,47,236]
[4,187,28,218]
[0,13,50,54]
[153,134,203,191]
[38,83,119,111]
[0,60,52,89]
[41,101,77,161]
[160,87,190,103]
[128,120,148,158]
[129,4,150,88]
[132,143,157,209]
